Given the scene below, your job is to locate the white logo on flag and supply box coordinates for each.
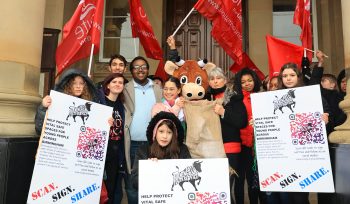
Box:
[81,3,96,20]
[139,7,147,18]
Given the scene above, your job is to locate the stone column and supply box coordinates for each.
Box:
[248,0,273,73]
[0,0,45,136]
[329,0,350,143]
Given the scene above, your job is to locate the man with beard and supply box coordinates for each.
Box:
[122,56,162,203]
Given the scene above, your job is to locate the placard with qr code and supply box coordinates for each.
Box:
[27,90,112,204]
[251,85,334,192]
[139,158,231,204]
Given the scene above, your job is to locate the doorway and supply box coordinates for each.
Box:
[164,0,248,77]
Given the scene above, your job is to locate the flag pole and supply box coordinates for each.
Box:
[172,7,195,36]
[87,44,95,78]
[304,47,329,58]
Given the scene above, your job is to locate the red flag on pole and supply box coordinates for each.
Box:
[293,0,312,60]
[266,35,304,77]
[55,0,104,76]
[230,52,265,81]
[128,0,167,81]
[194,0,243,65]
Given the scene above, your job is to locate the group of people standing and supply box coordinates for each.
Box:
[34,35,347,204]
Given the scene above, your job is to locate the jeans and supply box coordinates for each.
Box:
[124,140,148,204]
[112,170,125,204]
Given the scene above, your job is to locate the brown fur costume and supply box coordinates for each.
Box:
[164,59,226,158]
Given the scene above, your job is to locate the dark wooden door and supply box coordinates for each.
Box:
[165,0,247,77]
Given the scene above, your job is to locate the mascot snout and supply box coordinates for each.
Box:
[182,83,205,100]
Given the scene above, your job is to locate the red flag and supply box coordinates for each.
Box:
[55,0,103,76]
[154,59,168,81]
[194,0,243,65]
[128,0,166,81]
[266,35,304,78]
[230,52,265,81]
[293,0,312,60]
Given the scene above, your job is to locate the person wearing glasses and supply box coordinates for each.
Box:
[34,68,99,135]
[97,73,128,204]
[122,56,162,204]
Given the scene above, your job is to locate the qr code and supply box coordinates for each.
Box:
[76,126,107,161]
[289,112,325,145]
[188,192,228,204]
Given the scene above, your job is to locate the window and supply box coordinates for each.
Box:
[99,0,139,62]
[273,0,318,61]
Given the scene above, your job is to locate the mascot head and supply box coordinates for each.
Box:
[164,58,216,100]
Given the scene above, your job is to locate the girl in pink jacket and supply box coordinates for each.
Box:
[151,77,185,122]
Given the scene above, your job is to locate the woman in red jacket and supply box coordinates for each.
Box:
[234,67,265,204]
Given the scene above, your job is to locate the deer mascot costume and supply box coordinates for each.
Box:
[164,59,226,158]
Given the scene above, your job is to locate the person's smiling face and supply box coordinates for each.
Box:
[131,59,149,85]
[241,74,254,92]
[107,77,125,95]
[163,81,180,101]
[109,58,126,74]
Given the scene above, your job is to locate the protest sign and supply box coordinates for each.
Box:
[139,158,230,204]
[27,90,112,203]
[251,85,334,192]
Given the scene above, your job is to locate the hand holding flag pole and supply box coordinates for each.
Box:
[304,48,329,58]
[171,0,244,65]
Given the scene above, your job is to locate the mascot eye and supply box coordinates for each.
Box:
[195,76,202,85]
[180,76,188,84]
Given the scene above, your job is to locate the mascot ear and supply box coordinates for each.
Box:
[203,62,216,75]
[164,61,178,75]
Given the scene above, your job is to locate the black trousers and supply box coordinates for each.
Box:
[227,153,240,204]
[288,192,309,204]
[235,146,266,204]
[104,140,124,204]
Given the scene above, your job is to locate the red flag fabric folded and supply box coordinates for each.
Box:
[128,0,166,81]
[266,35,304,77]
[230,52,265,81]
[154,59,167,81]
[293,0,312,60]
[55,0,104,76]
[194,0,243,65]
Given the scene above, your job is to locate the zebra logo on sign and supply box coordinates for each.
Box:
[171,161,202,191]
[273,89,296,114]
[66,102,92,125]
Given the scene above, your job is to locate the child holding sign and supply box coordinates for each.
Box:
[131,111,191,189]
